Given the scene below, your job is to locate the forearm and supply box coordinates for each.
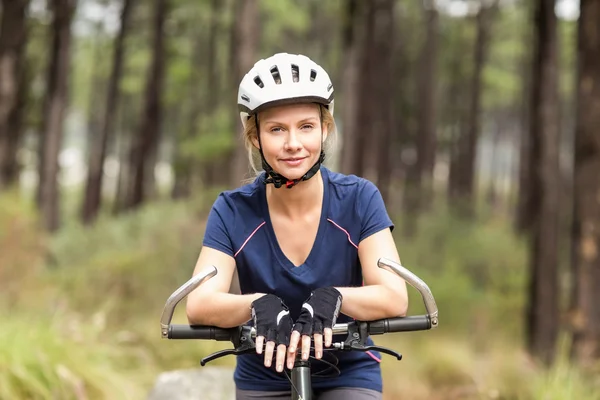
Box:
[186,292,264,328]
[336,285,408,321]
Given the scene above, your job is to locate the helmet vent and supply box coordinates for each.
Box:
[241,94,250,102]
[254,76,264,88]
[291,64,299,82]
[310,69,317,82]
[270,66,282,84]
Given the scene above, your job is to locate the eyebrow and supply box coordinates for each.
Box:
[262,117,319,125]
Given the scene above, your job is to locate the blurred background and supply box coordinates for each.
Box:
[1,0,599,399]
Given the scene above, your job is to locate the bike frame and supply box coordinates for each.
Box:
[160,258,439,400]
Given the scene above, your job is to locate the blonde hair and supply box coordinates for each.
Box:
[242,104,337,180]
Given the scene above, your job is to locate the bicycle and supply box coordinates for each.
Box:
[160,257,439,400]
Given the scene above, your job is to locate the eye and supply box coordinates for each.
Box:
[300,124,314,131]
[269,126,284,133]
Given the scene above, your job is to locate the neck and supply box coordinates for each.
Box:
[266,170,323,217]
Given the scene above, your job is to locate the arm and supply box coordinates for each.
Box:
[336,228,409,320]
[185,246,263,328]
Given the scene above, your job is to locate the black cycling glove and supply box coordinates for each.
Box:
[292,287,343,336]
[251,294,293,346]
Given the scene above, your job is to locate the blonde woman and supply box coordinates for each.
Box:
[186,53,408,400]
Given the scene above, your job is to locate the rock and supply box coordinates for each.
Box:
[147,367,235,400]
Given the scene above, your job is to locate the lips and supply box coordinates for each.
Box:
[280,157,306,167]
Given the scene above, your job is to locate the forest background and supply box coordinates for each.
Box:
[1,0,599,399]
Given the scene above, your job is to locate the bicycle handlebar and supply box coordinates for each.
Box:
[160,258,438,340]
[166,315,433,341]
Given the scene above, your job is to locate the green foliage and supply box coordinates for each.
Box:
[394,204,527,338]
[179,108,236,162]
[47,198,207,320]
[0,312,151,400]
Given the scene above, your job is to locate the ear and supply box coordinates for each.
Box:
[321,122,328,143]
[251,134,260,150]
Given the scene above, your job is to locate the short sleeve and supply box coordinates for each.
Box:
[358,180,394,242]
[202,194,235,257]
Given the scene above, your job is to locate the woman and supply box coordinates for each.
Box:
[186,53,408,400]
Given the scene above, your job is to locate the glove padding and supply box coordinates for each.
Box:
[292,287,343,336]
[251,294,293,346]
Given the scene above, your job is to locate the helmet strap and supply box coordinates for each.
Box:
[255,106,325,189]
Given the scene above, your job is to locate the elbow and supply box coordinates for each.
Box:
[389,291,408,317]
[186,295,210,325]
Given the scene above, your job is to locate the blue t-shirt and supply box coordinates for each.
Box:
[202,167,394,392]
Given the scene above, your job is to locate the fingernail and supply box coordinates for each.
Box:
[277,364,282,372]
[302,352,308,359]
[316,351,321,358]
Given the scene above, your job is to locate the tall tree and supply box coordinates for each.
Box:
[570,0,600,365]
[403,0,439,228]
[0,0,29,188]
[124,0,168,209]
[371,0,395,203]
[230,0,259,187]
[526,0,560,365]
[82,0,133,224]
[339,0,361,176]
[516,3,534,233]
[37,0,76,231]
[448,1,497,212]
[352,1,375,179]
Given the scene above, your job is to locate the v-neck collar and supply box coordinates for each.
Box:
[259,167,330,274]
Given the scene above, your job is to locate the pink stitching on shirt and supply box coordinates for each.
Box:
[234,221,266,257]
[366,350,382,363]
[327,219,359,249]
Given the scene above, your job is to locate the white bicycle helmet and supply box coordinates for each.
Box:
[237,53,335,126]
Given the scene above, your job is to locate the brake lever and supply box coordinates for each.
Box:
[200,346,256,366]
[338,320,403,361]
[349,342,403,360]
[200,326,257,366]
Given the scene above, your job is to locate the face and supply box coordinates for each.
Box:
[253,103,327,180]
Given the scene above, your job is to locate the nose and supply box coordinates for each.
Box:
[284,129,302,152]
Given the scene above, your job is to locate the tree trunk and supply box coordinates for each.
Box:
[452,1,496,213]
[447,24,470,203]
[230,0,259,187]
[415,1,439,209]
[403,0,439,230]
[200,0,227,188]
[526,0,560,365]
[82,0,132,224]
[37,0,76,232]
[339,0,361,175]
[124,0,167,209]
[352,1,375,179]
[516,3,534,233]
[0,0,29,188]
[371,0,395,203]
[570,0,600,365]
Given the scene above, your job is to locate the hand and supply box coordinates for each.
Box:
[251,294,293,373]
[287,287,342,369]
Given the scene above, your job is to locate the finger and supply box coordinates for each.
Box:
[255,336,264,354]
[276,344,287,372]
[287,331,301,369]
[324,327,333,347]
[264,341,275,368]
[301,335,312,360]
[313,333,323,359]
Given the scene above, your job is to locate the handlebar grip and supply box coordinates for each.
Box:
[368,316,431,334]
[168,325,233,340]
